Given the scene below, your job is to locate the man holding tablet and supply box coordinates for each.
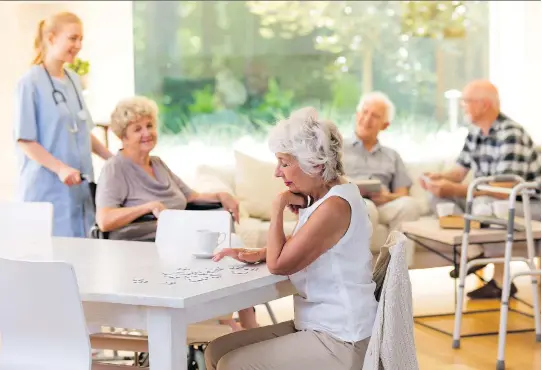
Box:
[343,92,421,254]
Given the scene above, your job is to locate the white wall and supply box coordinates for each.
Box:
[489,1,542,143]
[0,1,133,200]
[0,2,26,201]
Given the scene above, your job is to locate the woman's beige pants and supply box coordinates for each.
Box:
[204,320,370,370]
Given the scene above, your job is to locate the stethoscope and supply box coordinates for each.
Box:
[43,65,87,133]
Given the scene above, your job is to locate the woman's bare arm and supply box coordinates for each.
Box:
[17,140,81,186]
[18,140,65,174]
[266,196,351,275]
[90,134,113,160]
[96,201,163,232]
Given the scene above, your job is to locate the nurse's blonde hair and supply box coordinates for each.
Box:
[32,12,82,65]
[110,96,159,138]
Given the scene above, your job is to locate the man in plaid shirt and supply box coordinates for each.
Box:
[420,80,541,299]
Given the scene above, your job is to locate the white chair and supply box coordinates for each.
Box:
[0,257,92,370]
[0,201,53,258]
[451,176,541,370]
[156,209,233,258]
[156,209,279,324]
[91,210,235,368]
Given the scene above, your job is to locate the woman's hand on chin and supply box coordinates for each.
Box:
[273,191,307,214]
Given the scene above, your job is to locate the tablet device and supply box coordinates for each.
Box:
[352,178,382,193]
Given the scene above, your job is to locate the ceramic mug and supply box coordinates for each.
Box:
[492,200,509,219]
[436,202,456,218]
[196,229,226,254]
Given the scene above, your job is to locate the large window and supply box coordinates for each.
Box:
[133,1,489,151]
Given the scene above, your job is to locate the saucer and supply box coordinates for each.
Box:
[192,251,214,259]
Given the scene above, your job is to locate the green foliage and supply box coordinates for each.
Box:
[132,1,490,143]
[401,1,467,39]
[188,86,217,114]
[66,58,89,76]
[330,74,362,111]
[250,78,295,122]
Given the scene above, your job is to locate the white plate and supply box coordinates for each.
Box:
[192,252,214,259]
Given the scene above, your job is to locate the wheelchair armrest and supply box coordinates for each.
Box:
[186,201,223,211]
[132,213,157,223]
[90,203,224,239]
[125,203,224,221]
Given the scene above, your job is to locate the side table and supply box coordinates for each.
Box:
[401,218,540,338]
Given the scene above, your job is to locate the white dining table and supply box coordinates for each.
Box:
[22,237,296,370]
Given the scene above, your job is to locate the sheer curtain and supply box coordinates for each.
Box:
[489,1,542,144]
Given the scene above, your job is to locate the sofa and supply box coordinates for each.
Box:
[191,149,483,269]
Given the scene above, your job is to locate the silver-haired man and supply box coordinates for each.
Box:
[343,92,421,254]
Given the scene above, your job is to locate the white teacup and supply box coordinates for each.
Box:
[436,202,456,218]
[492,200,509,219]
[472,202,493,217]
[196,229,226,255]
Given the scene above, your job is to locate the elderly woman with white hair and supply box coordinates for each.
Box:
[207,107,377,370]
[95,95,258,331]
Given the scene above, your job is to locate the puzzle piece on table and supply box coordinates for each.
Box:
[136,264,260,284]
[229,265,260,274]
[132,278,148,284]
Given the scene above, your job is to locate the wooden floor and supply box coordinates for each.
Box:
[256,262,541,370]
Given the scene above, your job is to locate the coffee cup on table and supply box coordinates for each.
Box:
[492,200,509,219]
[196,229,226,255]
[436,202,456,218]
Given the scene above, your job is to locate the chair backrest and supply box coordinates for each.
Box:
[364,231,419,370]
[0,258,91,369]
[155,209,232,266]
[0,202,53,259]
[372,231,408,301]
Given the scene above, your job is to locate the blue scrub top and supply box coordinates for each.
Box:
[13,65,96,238]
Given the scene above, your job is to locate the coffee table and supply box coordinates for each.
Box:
[401,217,541,338]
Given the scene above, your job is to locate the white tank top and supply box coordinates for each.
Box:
[289,183,377,342]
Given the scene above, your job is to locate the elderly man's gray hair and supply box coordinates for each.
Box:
[268,107,345,183]
[356,91,396,123]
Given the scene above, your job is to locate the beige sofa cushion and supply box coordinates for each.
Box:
[192,163,249,218]
[235,217,298,249]
[233,150,298,222]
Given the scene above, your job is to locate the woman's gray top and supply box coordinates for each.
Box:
[96,152,194,241]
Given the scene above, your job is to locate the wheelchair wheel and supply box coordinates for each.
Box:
[136,345,206,369]
[194,348,206,370]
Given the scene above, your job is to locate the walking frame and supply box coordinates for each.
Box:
[451,174,541,370]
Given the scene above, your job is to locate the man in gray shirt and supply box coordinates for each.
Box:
[343,92,421,251]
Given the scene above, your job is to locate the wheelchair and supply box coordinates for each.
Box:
[86,180,224,240]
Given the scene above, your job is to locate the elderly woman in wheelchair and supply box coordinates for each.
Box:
[95,95,239,241]
[95,95,257,331]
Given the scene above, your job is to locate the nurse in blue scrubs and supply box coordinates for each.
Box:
[13,12,112,237]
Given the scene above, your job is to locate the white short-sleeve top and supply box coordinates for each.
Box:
[289,183,377,342]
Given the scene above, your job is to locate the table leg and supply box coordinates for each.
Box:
[147,307,187,370]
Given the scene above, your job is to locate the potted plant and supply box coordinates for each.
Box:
[67,57,90,90]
